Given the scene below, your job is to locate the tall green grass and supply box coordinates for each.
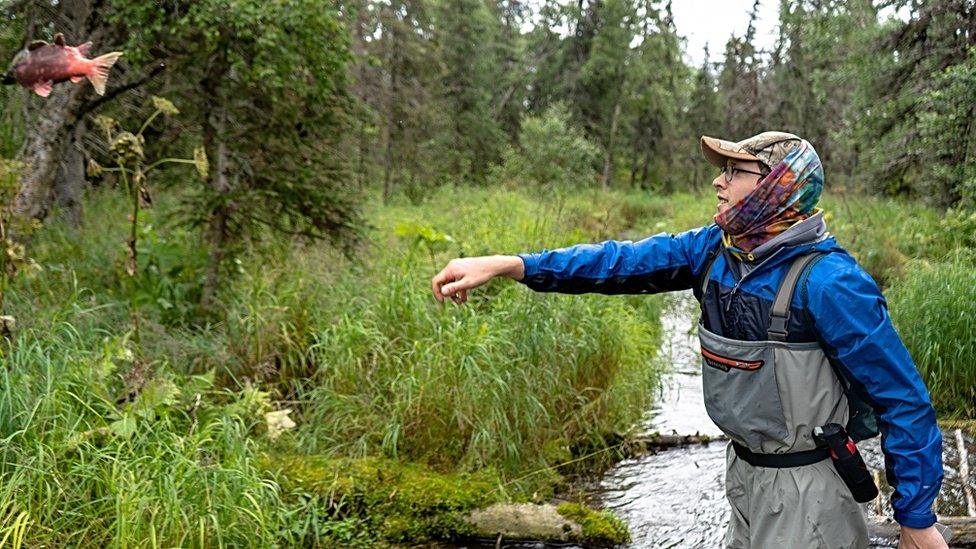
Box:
[0,325,293,546]
[236,186,666,475]
[888,250,976,418]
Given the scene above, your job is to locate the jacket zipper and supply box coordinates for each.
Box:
[724,247,788,312]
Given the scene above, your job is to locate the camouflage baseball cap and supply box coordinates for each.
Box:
[700,131,803,170]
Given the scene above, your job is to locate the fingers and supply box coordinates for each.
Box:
[431,260,480,305]
[431,266,456,303]
[432,266,466,304]
[441,280,463,295]
[431,272,446,303]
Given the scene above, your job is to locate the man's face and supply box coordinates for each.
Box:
[712,160,765,215]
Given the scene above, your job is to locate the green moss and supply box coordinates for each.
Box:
[557,502,630,545]
[262,454,506,543]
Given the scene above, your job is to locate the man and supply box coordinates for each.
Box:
[430,131,947,549]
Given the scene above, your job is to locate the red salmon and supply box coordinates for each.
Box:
[2,33,123,97]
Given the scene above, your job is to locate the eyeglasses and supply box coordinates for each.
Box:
[722,162,766,183]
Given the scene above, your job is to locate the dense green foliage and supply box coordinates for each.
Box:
[0,186,671,544]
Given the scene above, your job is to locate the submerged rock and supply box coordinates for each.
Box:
[468,503,581,540]
[466,502,629,546]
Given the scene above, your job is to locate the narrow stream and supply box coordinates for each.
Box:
[584,291,976,548]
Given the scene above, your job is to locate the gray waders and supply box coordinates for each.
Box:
[699,252,869,549]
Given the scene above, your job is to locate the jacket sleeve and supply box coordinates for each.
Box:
[517,224,721,294]
[807,264,943,529]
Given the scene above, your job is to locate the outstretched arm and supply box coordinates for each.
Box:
[516,225,721,294]
[430,224,722,304]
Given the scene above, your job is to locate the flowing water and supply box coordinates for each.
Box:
[583,291,976,548]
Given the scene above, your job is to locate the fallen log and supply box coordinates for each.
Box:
[623,432,727,455]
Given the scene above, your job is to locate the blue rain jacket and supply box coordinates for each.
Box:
[517,223,943,528]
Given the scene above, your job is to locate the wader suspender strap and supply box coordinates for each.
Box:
[698,245,721,299]
[767,252,826,342]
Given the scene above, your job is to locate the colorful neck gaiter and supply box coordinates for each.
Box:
[714,139,824,254]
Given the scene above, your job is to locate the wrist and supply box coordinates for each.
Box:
[895,509,937,529]
[495,255,525,280]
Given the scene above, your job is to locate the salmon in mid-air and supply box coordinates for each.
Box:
[1,33,123,97]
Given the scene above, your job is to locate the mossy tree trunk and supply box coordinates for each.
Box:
[13,84,87,223]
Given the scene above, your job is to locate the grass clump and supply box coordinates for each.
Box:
[0,325,293,547]
[557,502,630,545]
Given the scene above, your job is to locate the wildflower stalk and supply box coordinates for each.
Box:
[95,96,207,338]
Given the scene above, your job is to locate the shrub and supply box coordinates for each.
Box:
[490,104,601,191]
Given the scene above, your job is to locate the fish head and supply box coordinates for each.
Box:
[10,48,30,69]
[7,49,29,70]
[3,49,28,82]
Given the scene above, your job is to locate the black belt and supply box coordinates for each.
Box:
[732,441,830,468]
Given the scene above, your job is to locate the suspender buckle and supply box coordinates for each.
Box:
[767,313,790,341]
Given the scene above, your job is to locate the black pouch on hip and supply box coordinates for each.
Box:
[813,423,880,503]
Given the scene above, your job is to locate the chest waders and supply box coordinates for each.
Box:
[698,251,870,549]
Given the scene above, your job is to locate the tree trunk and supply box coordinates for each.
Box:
[201,108,231,312]
[13,85,86,224]
[639,148,651,190]
[11,0,105,227]
[628,134,641,187]
[382,7,401,203]
[357,118,368,190]
[52,118,88,226]
[601,100,621,190]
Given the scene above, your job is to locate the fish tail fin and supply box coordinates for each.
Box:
[87,51,123,95]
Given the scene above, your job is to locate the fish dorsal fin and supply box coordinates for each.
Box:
[27,40,47,51]
[33,80,53,97]
[53,33,65,47]
[77,41,92,57]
